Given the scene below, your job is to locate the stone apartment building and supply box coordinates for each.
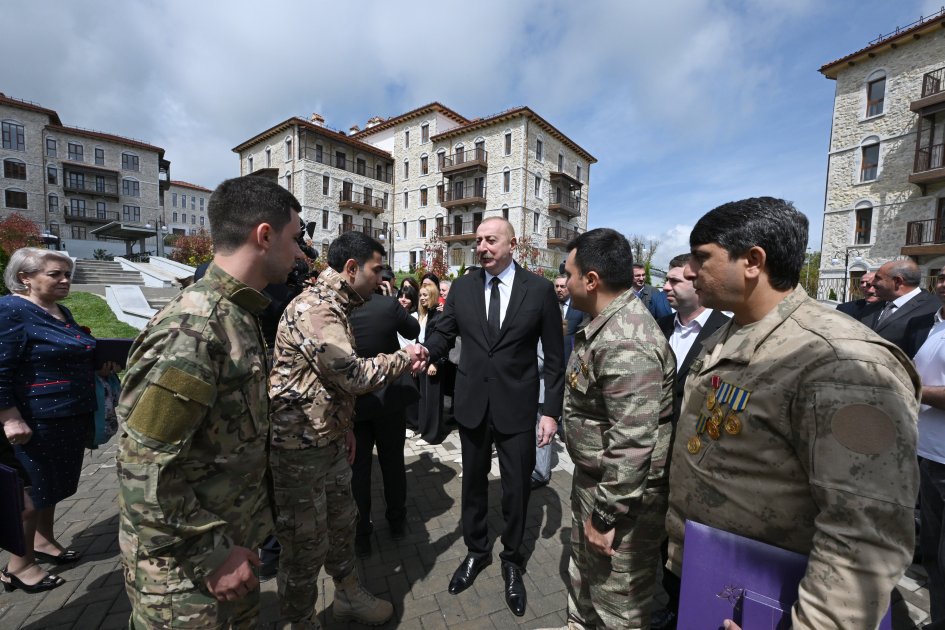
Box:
[0,92,170,259]
[819,11,945,300]
[233,103,595,272]
[166,180,212,236]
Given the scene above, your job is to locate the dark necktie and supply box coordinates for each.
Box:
[874,302,895,328]
[488,277,501,339]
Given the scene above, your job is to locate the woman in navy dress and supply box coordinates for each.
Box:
[0,247,96,593]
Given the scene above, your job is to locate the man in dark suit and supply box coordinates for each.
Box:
[866,259,939,357]
[658,254,730,422]
[555,274,585,366]
[424,217,564,617]
[837,271,882,320]
[633,263,673,319]
[349,270,421,558]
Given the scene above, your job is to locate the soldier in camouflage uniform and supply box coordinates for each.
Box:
[666,197,920,629]
[561,228,675,629]
[268,231,426,628]
[116,176,304,629]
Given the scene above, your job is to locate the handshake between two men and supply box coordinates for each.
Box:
[403,343,429,375]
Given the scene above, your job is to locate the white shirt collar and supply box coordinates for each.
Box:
[891,286,922,309]
[485,261,516,288]
[675,307,712,331]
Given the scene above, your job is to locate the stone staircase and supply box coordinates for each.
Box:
[140,286,180,311]
[72,259,144,286]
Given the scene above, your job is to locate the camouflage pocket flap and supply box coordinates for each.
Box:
[127,368,215,445]
[156,367,215,406]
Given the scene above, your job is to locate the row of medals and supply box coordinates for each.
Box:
[686,387,743,455]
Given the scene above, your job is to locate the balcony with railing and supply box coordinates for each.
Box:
[440,221,481,243]
[909,142,945,187]
[338,223,384,240]
[62,172,120,199]
[300,147,393,183]
[548,190,581,217]
[902,217,945,256]
[440,148,487,176]
[63,208,120,224]
[546,225,581,247]
[549,170,583,190]
[911,66,945,112]
[442,183,487,208]
[339,189,387,214]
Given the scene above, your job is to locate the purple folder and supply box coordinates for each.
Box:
[0,463,25,556]
[678,520,893,629]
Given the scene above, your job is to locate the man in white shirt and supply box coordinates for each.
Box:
[867,258,939,357]
[912,264,945,628]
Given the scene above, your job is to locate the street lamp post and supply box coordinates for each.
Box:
[145,220,169,258]
[830,248,863,302]
[378,228,401,267]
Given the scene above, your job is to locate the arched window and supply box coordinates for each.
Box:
[854,201,873,244]
[121,152,139,172]
[3,158,26,180]
[48,193,58,213]
[866,70,886,117]
[860,136,880,182]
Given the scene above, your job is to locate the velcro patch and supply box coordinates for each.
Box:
[127,367,215,444]
[831,403,896,455]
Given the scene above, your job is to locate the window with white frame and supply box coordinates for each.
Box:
[68,142,84,162]
[421,123,429,143]
[122,152,139,171]
[503,169,510,193]
[46,137,57,157]
[48,193,58,213]
[854,202,873,244]
[536,138,543,162]
[860,138,880,182]
[534,175,541,197]
[504,131,512,155]
[47,165,57,185]
[122,179,140,196]
[123,205,140,221]
[95,148,105,165]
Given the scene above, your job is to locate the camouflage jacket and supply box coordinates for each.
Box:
[116,263,274,590]
[269,267,410,449]
[563,289,675,529]
[666,287,920,629]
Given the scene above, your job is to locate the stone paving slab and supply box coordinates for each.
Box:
[0,431,933,629]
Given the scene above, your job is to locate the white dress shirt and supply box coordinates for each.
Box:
[914,307,945,464]
[882,286,923,320]
[484,263,515,328]
[669,308,714,365]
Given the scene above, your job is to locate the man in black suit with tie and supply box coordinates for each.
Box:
[837,271,882,320]
[866,259,939,357]
[424,217,564,617]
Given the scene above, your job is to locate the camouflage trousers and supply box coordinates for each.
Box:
[567,469,668,629]
[271,439,357,623]
[126,584,259,629]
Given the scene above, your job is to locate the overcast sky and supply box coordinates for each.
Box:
[2,0,938,269]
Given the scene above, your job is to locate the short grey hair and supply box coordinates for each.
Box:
[885,258,922,288]
[3,247,74,294]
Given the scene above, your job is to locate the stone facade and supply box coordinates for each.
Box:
[234,104,595,273]
[819,15,945,299]
[166,181,211,236]
[0,92,169,260]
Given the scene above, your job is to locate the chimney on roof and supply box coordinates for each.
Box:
[349,124,361,135]
[365,116,384,129]
[310,113,325,126]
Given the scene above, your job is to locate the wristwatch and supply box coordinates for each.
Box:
[591,510,614,534]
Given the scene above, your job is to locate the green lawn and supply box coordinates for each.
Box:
[61,292,140,339]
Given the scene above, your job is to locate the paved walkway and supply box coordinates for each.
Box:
[0,430,934,629]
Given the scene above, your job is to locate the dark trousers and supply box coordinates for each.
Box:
[459,409,536,569]
[920,456,945,625]
[351,408,407,536]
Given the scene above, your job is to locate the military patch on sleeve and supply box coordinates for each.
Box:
[831,403,896,455]
[127,366,215,444]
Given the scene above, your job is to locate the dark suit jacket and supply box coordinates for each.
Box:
[836,298,882,321]
[638,285,673,319]
[861,290,940,357]
[657,309,730,418]
[424,263,565,434]
[350,294,421,421]
[562,300,585,365]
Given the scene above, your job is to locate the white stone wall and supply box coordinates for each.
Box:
[821,28,945,289]
[166,183,210,234]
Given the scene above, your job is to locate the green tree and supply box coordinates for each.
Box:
[169,229,213,267]
[800,251,820,296]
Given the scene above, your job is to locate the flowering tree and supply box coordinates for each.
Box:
[514,234,541,271]
[422,228,449,279]
[169,230,213,267]
[0,212,42,255]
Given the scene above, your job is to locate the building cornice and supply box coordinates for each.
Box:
[232,117,393,160]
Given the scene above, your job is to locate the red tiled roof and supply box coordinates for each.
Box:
[47,124,164,156]
[232,117,393,160]
[170,180,212,192]
[820,9,945,78]
[0,92,62,126]
[350,102,469,138]
[430,106,597,163]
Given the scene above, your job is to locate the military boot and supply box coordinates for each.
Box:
[332,571,394,625]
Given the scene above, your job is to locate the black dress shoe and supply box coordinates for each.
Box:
[389,518,406,540]
[448,554,491,594]
[502,563,526,616]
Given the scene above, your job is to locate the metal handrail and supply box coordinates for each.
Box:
[300,147,393,183]
[339,189,387,209]
[915,142,945,172]
[546,226,581,241]
[922,67,945,98]
[441,147,488,169]
[443,184,486,202]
